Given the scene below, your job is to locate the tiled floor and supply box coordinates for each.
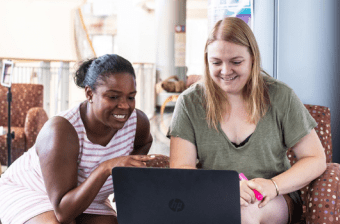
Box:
[147,107,174,157]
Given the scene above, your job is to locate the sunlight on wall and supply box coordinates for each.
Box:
[0,0,81,61]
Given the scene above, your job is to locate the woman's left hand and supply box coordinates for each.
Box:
[246,178,278,208]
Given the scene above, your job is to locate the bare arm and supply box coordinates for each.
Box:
[131,109,153,155]
[37,116,152,223]
[37,117,108,223]
[272,129,326,194]
[249,129,327,207]
[170,136,197,169]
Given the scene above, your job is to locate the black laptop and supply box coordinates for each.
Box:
[112,167,241,224]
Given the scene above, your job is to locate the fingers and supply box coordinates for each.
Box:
[246,178,278,208]
[121,155,156,167]
[240,198,249,207]
[131,154,156,162]
[247,180,264,202]
[240,180,256,204]
[258,195,271,208]
[241,189,255,204]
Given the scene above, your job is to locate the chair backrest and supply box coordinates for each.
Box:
[286,104,332,164]
[0,84,44,127]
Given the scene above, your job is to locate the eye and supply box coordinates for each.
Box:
[211,61,221,65]
[109,96,119,100]
[128,96,135,100]
[232,61,242,65]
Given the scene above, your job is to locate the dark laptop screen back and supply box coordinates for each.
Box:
[112,167,241,224]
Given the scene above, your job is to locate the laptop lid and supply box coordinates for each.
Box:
[112,167,241,224]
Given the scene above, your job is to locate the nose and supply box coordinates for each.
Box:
[220,63,233,76]
[118,98,130,109]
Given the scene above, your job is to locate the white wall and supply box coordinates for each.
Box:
[253,0,275,76]
[276,0,340,163]
[115,0,208,76]
[115,0,156,63]
[253,0,340,163]
[186,18,208,76]
[0,0,81,61]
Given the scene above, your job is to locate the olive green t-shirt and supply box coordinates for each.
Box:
[169,76,317,181]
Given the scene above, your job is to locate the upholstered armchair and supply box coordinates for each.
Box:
[147,104,340,224]
[286,104,340,223]
[0,84,48,166]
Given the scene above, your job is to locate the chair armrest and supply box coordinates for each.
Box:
[24,107,48,150]
[304,163,340,223]
[145,154,170,168]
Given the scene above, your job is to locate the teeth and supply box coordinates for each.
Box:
[114,115,126,119]
[221,75,237,81]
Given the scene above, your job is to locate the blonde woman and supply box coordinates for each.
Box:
[169,17,326,223]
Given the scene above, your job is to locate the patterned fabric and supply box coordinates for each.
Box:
[24,107,48,150]
[0,84,48,166]
[145,154,170,168]
[304,163,340,224]
[0,104,137,223]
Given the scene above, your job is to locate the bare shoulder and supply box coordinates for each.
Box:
[35,116,79,158]
[133,109,153,153]
[136,109,150,127]
[135,109,152,138]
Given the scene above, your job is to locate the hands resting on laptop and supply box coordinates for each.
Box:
[104,154,156,174]
[104,154,170,175]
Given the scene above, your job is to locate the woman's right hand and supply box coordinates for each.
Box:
[103,155,155,175]
[240,179,257,207]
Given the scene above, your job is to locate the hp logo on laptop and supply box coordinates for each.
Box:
[169,199,185,212]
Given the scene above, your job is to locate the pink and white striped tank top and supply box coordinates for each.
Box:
[0,103,137,223]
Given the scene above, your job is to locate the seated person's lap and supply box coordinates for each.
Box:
[241,194,303,224]
[24,211,118,224]
[76,213,118,224]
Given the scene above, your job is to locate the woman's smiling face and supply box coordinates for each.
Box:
[90,72,136,130]
[207,40,253,96]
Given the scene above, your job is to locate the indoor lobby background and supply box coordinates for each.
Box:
[1,0,340,165]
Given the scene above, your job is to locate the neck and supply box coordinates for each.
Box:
[226,93,245,108]
[80,101,115,136]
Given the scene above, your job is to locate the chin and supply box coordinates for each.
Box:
[112,122,126,129]
[224,88,243,96]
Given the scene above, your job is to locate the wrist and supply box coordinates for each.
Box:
[270,178,280,197]
[99,161,112,177]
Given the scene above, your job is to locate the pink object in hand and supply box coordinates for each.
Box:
[239,173,263,201]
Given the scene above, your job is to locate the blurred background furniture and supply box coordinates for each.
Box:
[150,104,340,224]
[0,84,48,166]
[160,75,202,121]
[159,75,202,136]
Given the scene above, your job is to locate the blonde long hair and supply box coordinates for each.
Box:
[204,17,270,130]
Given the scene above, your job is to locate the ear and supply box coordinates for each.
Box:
[85,85,94,102]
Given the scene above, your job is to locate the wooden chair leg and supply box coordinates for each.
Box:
[160,95,179,134]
